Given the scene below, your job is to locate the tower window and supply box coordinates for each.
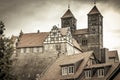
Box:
[82,39,88,46]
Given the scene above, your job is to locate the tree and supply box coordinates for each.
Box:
[0,21,17,80]
[0,21,5,35]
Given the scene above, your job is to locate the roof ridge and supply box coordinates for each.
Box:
[61,9,75,18]
[22,32,49,35]
[88,5,101,15]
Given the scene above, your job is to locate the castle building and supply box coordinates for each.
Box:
[61,5,103,62]
[12,4,120,80]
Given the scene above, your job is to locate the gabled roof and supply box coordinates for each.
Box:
[40,51,94,80]
[61,9,75,18]
[17,32,49,48]
[74,28,88,35]
[88,6,101,15]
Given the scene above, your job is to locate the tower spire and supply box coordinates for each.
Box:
[94,0,96,5]
[68,4,70,9]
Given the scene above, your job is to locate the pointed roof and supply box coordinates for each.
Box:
[61,9,75,18]
[88,6,101,15]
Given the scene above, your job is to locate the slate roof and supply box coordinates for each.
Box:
[74,28,88,35]
[40,51,93,80]
[88,6,101,15]
[17,32,49,48]
[61,9,75,18]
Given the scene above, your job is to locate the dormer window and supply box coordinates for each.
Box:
[62,66,74,75]
[97,69,104,77]
[68,66,74,74]
[62,67,68,75]
[85,70,91,79]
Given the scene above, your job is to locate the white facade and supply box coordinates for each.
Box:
[43,26,81,55]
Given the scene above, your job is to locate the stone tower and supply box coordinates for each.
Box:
[61,9,77,33]
[87,5,103,61]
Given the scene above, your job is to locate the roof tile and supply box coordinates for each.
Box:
[17,32,49,48]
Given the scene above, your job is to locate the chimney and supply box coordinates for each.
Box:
[101,48,109,63]
[37,30,40,33]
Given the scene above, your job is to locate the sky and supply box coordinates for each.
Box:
[0,0,120,57]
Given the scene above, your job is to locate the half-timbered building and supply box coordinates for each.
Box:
[12,4,120,80]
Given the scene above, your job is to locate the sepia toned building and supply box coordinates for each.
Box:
[12,4,120,80]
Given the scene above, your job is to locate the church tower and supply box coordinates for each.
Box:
[88,5,103,61]
[61,8,77,33]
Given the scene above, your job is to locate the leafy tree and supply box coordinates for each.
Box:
[0,21,17,80]
[0,21,5,35]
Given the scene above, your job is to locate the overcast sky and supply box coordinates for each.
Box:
[0,0,120,57]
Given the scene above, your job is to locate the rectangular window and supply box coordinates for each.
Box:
[23,48,26,53]
[45,45,48,50]
[26,48,30,53]
[68,66,74,74]
[97,69,104,77]
[82,39,88,46]
[33,48,37,53]
[21,48,24,53]
[31,48,33,53]
[56,44,61,51]
[51,37,54,41]
[85,70,91,79]
[39,47,42,52]
[62,67,68,75]
[62,66,74,75]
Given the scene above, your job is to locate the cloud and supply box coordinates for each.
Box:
[0,0,120,57]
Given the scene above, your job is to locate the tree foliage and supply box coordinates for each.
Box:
[0,21,5,35]
[0,21,17,80]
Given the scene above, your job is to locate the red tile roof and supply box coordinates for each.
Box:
[17,32,49,48]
